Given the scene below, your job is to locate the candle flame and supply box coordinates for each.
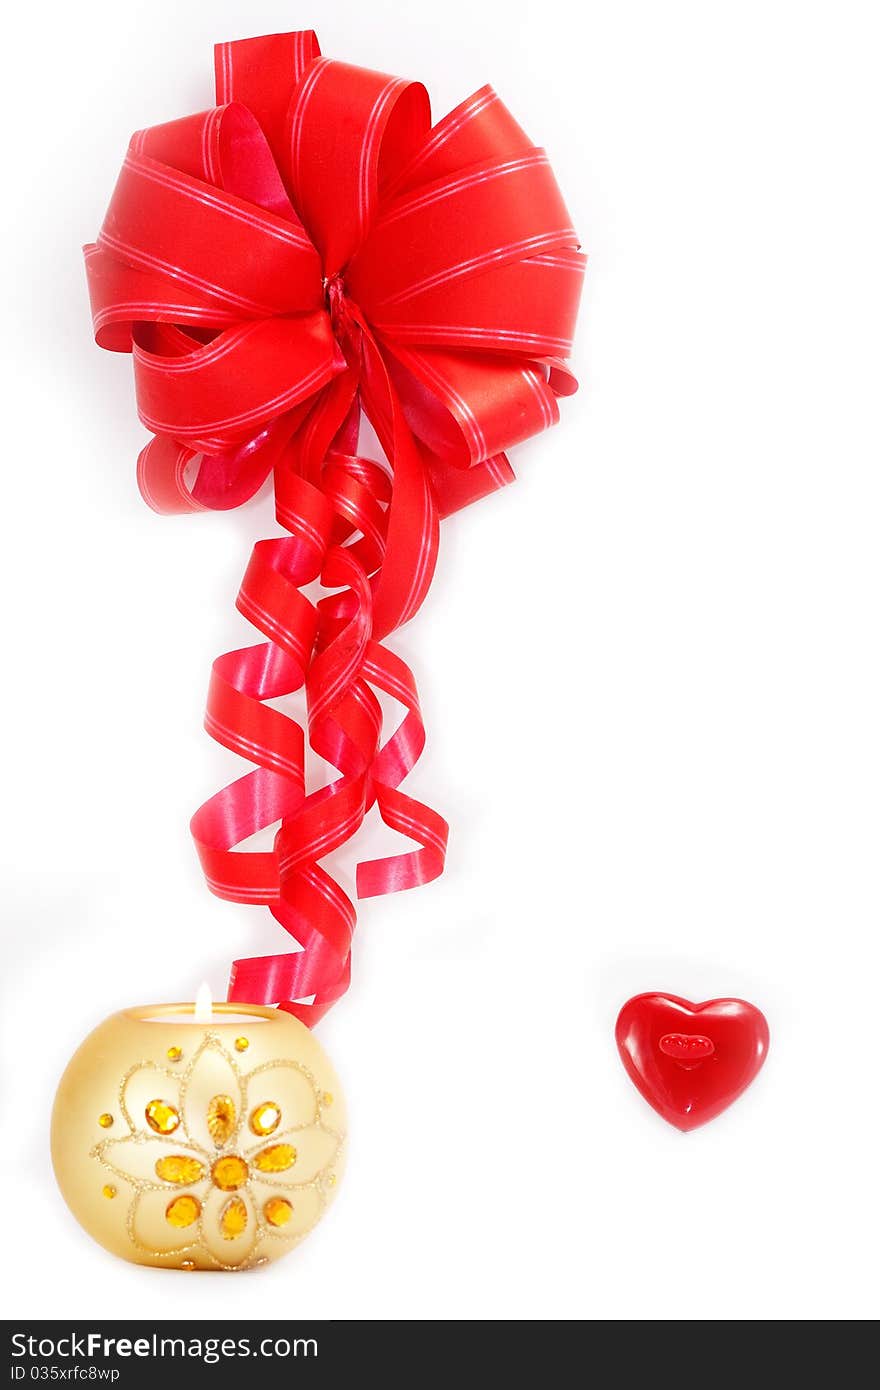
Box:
[194,982,214,1024]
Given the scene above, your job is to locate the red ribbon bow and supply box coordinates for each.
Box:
[86,29,585,1025]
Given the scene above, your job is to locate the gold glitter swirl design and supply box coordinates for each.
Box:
[90,1033,343,1270]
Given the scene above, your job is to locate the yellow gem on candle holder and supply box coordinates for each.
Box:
[250,1102,281,1137]
[264,1196,293,1228]
[51,1002,346,1270]
[252,1143,297,1174]
[220,1196,248,1240]
[165,1194,201,1229]
[155,1155,205,1185]
[206,1094,237,1146]
[211,1155,249,1191]
[145,1099,180,1135]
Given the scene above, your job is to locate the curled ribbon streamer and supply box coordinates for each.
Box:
[86,29,585,1025]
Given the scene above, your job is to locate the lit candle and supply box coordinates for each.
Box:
[51,992,345,1270]
[139,983,273,1027]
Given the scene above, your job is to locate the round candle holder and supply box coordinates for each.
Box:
[51,1003,346,1270]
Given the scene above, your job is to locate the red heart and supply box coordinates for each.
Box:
[615,993,769,1131]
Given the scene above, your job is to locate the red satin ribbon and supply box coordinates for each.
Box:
[85,30,585,1025]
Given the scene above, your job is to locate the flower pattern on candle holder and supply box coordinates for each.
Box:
[91,1034,343,1269]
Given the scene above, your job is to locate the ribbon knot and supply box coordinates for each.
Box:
[323,274,360,357]
[323,274,345,314]
[85,29,585,1024]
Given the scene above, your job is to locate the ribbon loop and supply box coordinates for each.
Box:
[132,315,340,447]
[214,30,321,185]
[288,59,431,275]
[347,150,577,314]
[99,151,322,318]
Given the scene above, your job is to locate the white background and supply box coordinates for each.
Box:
[2,0,878,1321]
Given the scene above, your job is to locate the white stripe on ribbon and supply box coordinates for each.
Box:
[217,41,232,104]
[204,711,303,779]
[357,77,407,238]
[288,57,332,207]
[377,152,549,229]
[98,228,274,316]
[93,303,239,333]
[275,505,328,554]
[374,323,573,355]
[521,367,556,430]
[405,351,486,460]
[236,589,311,667]
[278,801,365,875]
[378,802,446,854]
[139,357,333,436]
[300,864,356,925]
[123,155,313,251]
[390,87,498,190]
[135,322,262,375]
[380,228,575,309]
[206,878,279,903]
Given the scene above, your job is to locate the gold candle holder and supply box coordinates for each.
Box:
[51,1001,345,1270]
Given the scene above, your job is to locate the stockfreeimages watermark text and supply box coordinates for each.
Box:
[10,1333,317,1367]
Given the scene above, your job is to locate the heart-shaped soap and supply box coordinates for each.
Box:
[615,993,769,1131]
